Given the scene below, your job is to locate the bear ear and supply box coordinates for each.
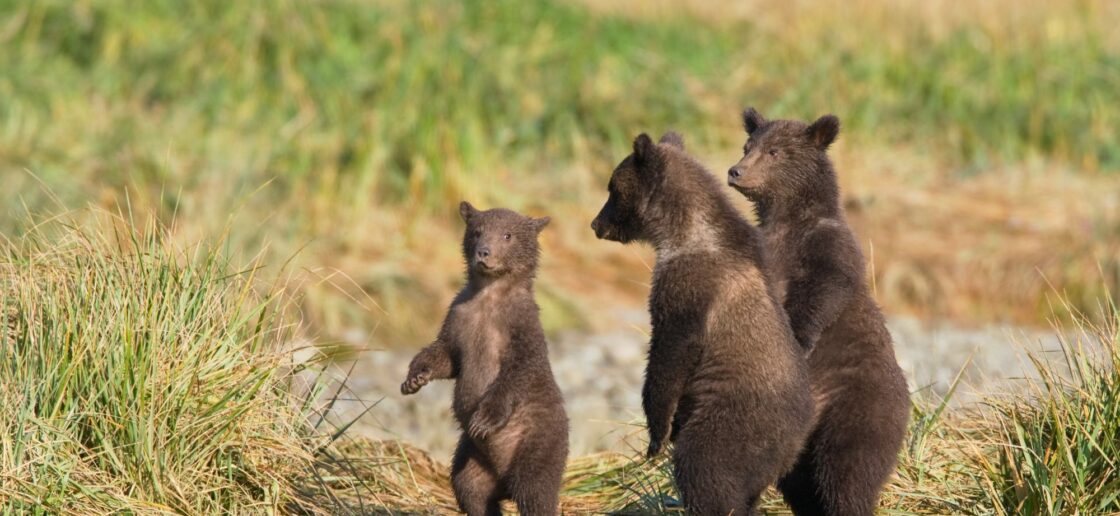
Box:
[742,107,766,135]
[531,216,551,234]
[631,132,663,173]
[459,201,478,222]
[658,131,685,151]
[632,133,656,164]
[805,114,840,150]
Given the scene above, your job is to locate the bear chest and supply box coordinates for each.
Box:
[449,299,507,413]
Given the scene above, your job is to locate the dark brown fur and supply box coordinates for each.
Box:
[401,203,568,516]
[728,109,910,516]
[592,133,813,516]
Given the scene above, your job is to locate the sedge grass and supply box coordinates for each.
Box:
[968,294,1120,514]
[0,212,329,514]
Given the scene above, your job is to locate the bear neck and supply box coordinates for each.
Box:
[467,267,536,294]
[648,170,739,257]
[758,161,842,227]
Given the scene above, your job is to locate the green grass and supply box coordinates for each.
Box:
[0,212,328,513]
[3,0,1116,342]
[975,298,1120,514]
[2,0,1117,220]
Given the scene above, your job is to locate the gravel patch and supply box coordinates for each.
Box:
[328,310,1083,459]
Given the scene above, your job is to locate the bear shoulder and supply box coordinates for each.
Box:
[801,218,862,276]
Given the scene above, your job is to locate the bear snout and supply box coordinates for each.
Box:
[591,217,605,239]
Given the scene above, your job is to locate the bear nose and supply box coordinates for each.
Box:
[590,218,600,232]
[476,247,490,259]
[728,168,741,179]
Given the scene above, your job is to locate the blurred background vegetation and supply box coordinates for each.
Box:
[2,0,1118,346]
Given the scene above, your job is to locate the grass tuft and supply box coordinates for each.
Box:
[971,295,1120,514]
[0,211,325,514]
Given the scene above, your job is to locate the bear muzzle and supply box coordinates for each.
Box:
[590,217,607,240]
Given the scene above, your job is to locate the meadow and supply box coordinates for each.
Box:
[3,215,1117,513]
[2,0,1119,513]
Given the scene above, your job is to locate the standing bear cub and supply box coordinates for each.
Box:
[592,132,813,516]
[401,202,568,516]
[728,109,910,516]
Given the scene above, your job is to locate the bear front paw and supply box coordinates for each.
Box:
[400,369,431,395]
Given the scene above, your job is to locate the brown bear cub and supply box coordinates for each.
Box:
[401,202,568,516]
[728,108,910,516]
[592,132,813,515]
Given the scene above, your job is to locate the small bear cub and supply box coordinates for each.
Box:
[728,109,910,516]
[401,202,568,516]
[592,133,812,516]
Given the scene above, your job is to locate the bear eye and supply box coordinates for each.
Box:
[503,233,512,240]
[768,149,778,157]
[472,229,482,238]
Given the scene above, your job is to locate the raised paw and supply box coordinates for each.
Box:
[468,397,512,439]
[400,369,431,395]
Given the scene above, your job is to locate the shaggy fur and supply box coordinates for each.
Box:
[728,108,910,516]
[592,132,813,516]
[401,203,568,515]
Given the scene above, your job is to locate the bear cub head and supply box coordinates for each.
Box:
[590,132,686,244]
[459,201,550,280]
[727,107,840,204]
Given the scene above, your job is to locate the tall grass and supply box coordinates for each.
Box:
[0,213,325,513]
[973,297,1120,514]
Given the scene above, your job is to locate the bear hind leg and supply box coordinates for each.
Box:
[451,437,503,516]
[673,447,760,516]
[502,432,565,516]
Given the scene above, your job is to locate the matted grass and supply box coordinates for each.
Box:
[311,294,1120,515]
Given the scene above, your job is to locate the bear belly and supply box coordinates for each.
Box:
[451,317,506,424]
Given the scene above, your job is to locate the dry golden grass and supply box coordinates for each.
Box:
[833,150,1120,325]
[305,439,672,514]
[308,426,983,515]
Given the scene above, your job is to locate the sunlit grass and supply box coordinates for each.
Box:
[972,296,1120,514]
[0,212,329,513]
[3,0,1116,211]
